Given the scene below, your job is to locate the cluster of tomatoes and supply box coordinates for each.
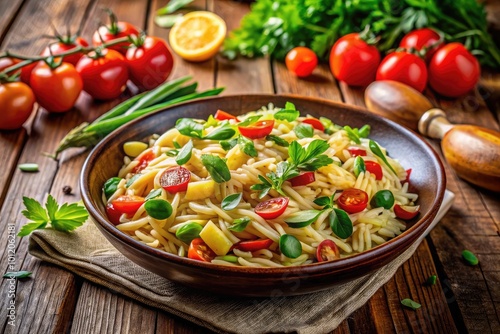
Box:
[285,28,480,98]
[0,14,174,130]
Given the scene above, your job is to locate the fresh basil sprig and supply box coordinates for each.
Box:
[284,210,322,228]
[201,154,231,183]
[228,217,251,232]
[176,139,193,165]
[266,134,289,147]
[329,208,353,239]
[274,102,299,121]
[294,123,314,138]
[221,193,242,210]
[369,140,397,175]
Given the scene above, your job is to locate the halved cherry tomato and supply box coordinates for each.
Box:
[160,166,191,193]
[347,147,366,157]
[365,160,383,180]
[285,46,318,77]
[111,195,145,215]
[289,172,315,187]
[302,118,325,131]
[404,168,412,184]
[238,120,274,139]
[235,239,274,252]
[41,36,89,66]
[214,109,238,121]
[131,149,156,173]
[105,203,122,225]
[316,239,340,262]
[255,197,289,219]
[188,238,216,262]
[337,188,368,214]
[394,204,420,220]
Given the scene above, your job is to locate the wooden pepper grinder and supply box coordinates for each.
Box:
[365,80,500,192]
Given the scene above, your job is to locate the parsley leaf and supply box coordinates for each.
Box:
[18,195,88,236]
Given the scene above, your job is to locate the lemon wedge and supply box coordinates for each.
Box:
[169,11,226,62]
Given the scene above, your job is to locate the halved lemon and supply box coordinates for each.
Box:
[169,11,227,62]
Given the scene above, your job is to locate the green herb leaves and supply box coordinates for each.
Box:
[201,154,231,183]
[279,234,302,259]
[285,210,322,228]
[228,217,251,232]
[19,195,88,237]
[294,123,314,138]
[274,102,299,121]
[145,199,172,220]
[175,118,235,140]
[462,250,479,265]
[176,139,193,165]
[103,177,121,200]
[238,135,257,157]
[369,140,397,175]
[329,209,353,239]
[344,125,370,144]
[221,193,242,211]
[175,222,203,244]
[401,298,421,310]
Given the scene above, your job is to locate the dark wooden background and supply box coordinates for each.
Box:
[0,0,499,333]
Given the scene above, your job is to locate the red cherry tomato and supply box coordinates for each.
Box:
[364,160,383,180]
[30,62,83,113]
[0,82,35,130]
[238,120,274,139]
[126,36,174,91]
[160,166,191,193]
[400,28,442,60]
[76,49,129,100]
[347,147,366,157]
[214,109,238,121]
[394,204,420,220]
[92,18,140,55]
[404,168,412,185]
[316,239,340,262]
[255,197,289,219]
[376,52,428,93]
[188,238,216,262]
[285,47,318,78]
[132,149,156,173]
[302,118,324,131]
[105,203,123,225]
[337,188,368,214]
[428,43,480,98]
[111,195,145,215]
[289,172,315,187]
[235,239,274,252]
[329,33,381,87]
[41,37,89,66]
[0,57,20,74]
[20,61,41,84]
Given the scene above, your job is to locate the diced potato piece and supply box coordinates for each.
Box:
[226,145,247,170]
[184,180,216,200]
[199,220,233,256]
[123,141,148,157]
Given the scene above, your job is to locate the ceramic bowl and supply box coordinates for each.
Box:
[80,94,446,297]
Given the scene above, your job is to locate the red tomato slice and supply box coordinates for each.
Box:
[302,118,324,131]
[347,147,367,157]
[337,188,368,214]
[235,239,274,252]
[316,239,340,262]
[188,238,216,262]
[160,166,191,193]
[132,149,156,173]
[111,195,145,215]
[394,204,420,220]
[255,197,289,219]
[105,203,123,225]
[365,160,383,180]
[238,120,274,139]
[289,172,315,187]
[214,109,238,121]
[404,168,412,184]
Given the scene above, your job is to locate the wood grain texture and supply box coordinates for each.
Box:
[0,0,25,44]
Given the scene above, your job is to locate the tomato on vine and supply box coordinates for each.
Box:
[30,61,83,112]
[126,36,174,91]
[92,9,140,55]
[400,28,442,61]
[41,35,89,66]
[76,49,129,100]
[0,82,35,130]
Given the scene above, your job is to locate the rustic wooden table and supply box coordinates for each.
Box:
[1,0,499,333]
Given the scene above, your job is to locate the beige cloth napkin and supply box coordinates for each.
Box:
[28,190,454,334]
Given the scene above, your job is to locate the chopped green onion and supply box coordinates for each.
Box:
[18,163,39,172]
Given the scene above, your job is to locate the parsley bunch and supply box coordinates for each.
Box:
[251,140,333,198]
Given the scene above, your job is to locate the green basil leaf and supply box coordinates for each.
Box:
[462,250,479,265]
[204,126,236,140]
[176,139,193,165]
[353,156,366,177]
[201,154,231,183]
[176,222,203,244]
[330,209,353,239]
[266,134,289,147]
[344,125,361,144]
[175,118,203,138]
[358,124,371,138]
[237,115,262,127]
[220,138,238,151]
[145,199,172,220]
[369,140,397,175]
[103,177,121,200]
[279,234,302,258]
[314,196,331,207]
[221,193,242,211]
[401,298,421,310]
[3,271,32,279]
[274,102,299,121]
[294,123,314,138]
[370,190,395,209]
[126,174,141,188]
[228,217,251,232]
[285,210,322,228]
[297,155,333,171]
[145,188,162,200]
[238,135,258,157]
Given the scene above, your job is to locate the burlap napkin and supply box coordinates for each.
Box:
[28,190,454,334]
